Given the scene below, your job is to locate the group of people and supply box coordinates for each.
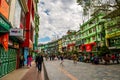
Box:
[79,53,120,65]
[20,54,33,68]
[19,53,44,72]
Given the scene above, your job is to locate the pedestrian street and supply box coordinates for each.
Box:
[44,59,120,80]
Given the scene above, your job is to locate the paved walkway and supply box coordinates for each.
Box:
[0,62,44,80]
[44,59,120,80]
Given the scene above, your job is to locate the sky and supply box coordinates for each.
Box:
[38,0,84,44]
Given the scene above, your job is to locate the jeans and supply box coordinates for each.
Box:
[37,63,42,71]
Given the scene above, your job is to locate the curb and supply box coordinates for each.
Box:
[43,62,49,80]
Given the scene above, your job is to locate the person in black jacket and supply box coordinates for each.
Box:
[36,54,43,72]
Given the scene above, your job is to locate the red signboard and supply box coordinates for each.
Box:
[86,44,92,52]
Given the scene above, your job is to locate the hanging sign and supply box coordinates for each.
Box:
[10,28,23,36]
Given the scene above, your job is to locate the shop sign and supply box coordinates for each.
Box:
[106,31,120,38]
[0,0,9,19]
[86,44,92,52]
[10,28,23,36]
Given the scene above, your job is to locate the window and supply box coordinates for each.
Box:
[89,29,92,33]
[92,36,95,40]
[93,27,96,32]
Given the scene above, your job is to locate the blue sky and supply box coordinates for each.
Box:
[39,36,50,43]
[38,0,84,44]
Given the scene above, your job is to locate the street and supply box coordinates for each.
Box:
[44,59,120,80]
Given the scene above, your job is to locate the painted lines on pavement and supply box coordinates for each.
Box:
[52,62,78,80]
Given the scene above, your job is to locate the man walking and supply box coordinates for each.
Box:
[36,54,43,72]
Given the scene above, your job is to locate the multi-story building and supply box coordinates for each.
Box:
[0,0,30,78]
[80,11,105,54]
[62,30,76,54]
[103,8,120,52]
[22,0,36,65]
[0,0,12,77]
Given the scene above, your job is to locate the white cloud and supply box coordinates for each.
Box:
[38,0,83,43]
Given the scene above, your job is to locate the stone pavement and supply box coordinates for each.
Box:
[0,61,44,80]
[44,59,120,80]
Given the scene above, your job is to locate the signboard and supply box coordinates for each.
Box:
[10,28,23,36]
[0,0,9,19]
[86,44,92,52]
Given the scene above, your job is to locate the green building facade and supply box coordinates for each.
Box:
[103,8,120,52]
[80,12,105,54]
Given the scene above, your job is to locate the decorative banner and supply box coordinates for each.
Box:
[0,33,9,51]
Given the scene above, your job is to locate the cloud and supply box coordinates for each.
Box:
[38,0,83,44]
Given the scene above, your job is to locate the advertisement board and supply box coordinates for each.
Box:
[10,28,23,36]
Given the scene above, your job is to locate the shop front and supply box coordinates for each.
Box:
[0,14,15,78]
[80,42,96,54]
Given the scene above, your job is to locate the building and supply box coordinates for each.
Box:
[80,11,105,54]
[33,0,40,59]
[0,0,29,77]
[103,8,120,52]
[22,0,35,65]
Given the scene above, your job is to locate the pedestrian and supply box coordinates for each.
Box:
[27,55,32,67]
[20,54,24,68]
[115,53,119,64]
[111,54,115,64]
[60,55,64,66]
[36,54,43,72]
[73,54,77,64]
[35,55,38,67]
[29,55,33,66]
